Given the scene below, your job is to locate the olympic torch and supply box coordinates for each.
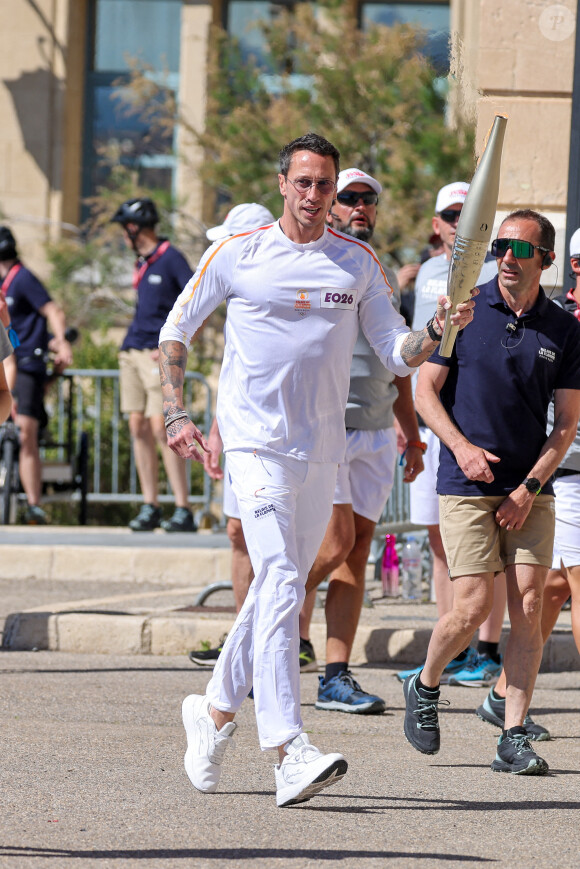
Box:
[439,114,508,357]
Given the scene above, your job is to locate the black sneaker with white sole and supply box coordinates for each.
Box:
[476,688,551,741]
[491,732,549,775]
[129,503,161,531]
[299,638,318,672]
[403,673,448,755]
[161,507,197,532]
[188,636,227,667]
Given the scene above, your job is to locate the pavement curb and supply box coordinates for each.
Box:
[2,609,579,672]
[0,544,232,584]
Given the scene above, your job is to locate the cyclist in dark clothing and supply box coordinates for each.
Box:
[0,226,72,524]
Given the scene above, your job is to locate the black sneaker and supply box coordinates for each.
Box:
[129,503,161,532]
[23,504,48,525]
[188,637,226,668]
[476,688,551,741]
[161,507,197,532]
[299,638,318,672]
[491,732,549,775]
[403,673,448,755]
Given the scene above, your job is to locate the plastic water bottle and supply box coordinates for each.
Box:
[381,534,399,597]
[401,536,422,600]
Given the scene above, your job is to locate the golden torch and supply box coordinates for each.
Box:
[439,114,508,358]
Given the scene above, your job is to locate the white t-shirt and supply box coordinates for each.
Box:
[160,220,412,463]
[411,251,498,331]
[410,251,498,402]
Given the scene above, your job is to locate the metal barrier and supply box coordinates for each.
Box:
[194,455,428,607]
[374,458,418,534]
[45,369,213,512]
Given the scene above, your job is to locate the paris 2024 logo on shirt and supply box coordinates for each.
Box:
[295,290,311,314]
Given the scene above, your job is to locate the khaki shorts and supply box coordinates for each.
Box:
[119,348,163,417]
[439,493,555,579]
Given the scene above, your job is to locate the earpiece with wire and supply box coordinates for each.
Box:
[546,262,559,299]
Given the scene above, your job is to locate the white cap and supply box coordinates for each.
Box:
[336,168,382,196]
[206,203,275,242]
[435,182,469,213]
[570,228,580,258]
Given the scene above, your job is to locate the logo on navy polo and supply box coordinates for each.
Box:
[538,347,556,363]
[148,274,162,284]
[254,503,276,519]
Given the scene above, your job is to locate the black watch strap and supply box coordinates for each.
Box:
[426,316,442,342]
[523,477,542,495]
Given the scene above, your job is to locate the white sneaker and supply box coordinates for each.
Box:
[182,694,236,793]
[274,733,347,807]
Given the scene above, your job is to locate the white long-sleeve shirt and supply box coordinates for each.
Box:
[159,220,412,463]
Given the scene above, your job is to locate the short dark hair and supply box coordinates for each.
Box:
[0,226,17,262]
[279,132,340,179]
[501,209,555,251]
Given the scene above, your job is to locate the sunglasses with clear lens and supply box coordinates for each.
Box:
[438,208,462,224]
[336,191,379,207]
[287,177,336,195]
[491,238,549,259]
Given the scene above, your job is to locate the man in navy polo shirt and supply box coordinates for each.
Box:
[0,226,73,524]
[111,198,194,532]
[403,209,580,775]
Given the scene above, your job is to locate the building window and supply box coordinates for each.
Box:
[224,2,449,71]
[82,0,182,208]
[224,1,309,71]
[360,3,450,71]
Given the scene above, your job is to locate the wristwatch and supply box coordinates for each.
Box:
[523,477,542,495]
[426,316,442,342]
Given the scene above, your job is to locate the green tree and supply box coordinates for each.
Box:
[194,2,475,265]
[105,3,475,266]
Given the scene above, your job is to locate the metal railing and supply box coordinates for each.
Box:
[44,368,422,535]
[45,369,213,511]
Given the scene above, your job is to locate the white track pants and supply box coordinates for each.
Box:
[206,449,337,749]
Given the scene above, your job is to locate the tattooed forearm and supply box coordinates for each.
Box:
[166,417,191,438]
[400,328,438,368]
[159,340,188,416]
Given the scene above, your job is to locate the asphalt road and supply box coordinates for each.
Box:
[1,652,579,869]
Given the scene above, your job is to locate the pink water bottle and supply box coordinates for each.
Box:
[381,534,399,597]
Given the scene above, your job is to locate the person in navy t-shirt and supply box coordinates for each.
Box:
[404,209,580,775]
[111,198,194,532]
[0,226,73,525]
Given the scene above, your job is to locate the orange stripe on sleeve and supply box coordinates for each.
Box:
[327,228,393,296]
[179,224,274,306]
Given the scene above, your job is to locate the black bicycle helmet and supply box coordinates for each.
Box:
[0,226,18,261]
[111,198,159,228]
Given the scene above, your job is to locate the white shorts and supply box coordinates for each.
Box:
[335,427,397,522]
[409,427,440,526]
[207,449,337,750]
[552,474,580,569]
